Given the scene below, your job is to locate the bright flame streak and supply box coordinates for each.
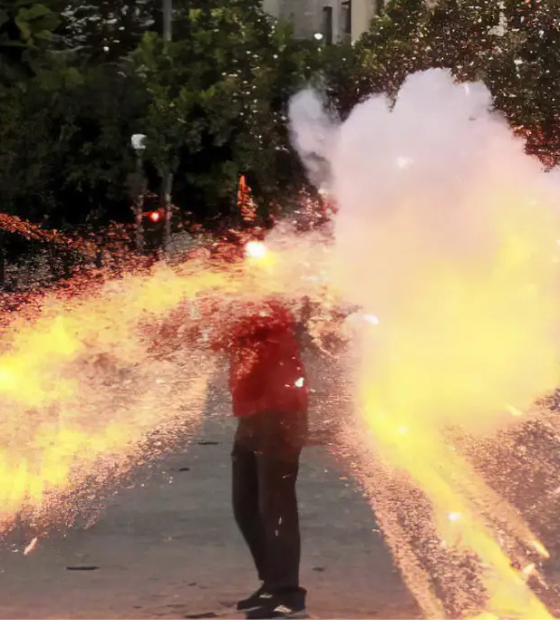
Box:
[521,563,536,577]
[23,537,38,555]
[362,408,553,619]
[349,205,560,616]
[531,540,549,560]
[505,404,524,418]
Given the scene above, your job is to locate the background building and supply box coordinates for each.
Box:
[262,0,388,44]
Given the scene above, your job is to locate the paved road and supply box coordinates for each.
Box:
[0,407,419,619]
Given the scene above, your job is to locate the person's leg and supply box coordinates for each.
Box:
[245,411,306,617]
[245,447,306,619]
[232,428,266,583]
[257,449,303,594]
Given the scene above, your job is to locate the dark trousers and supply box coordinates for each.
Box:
[232,411,307,594]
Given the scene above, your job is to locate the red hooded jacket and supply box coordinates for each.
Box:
[211,299,308,417]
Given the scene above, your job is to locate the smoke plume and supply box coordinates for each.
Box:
[290,67,560,432]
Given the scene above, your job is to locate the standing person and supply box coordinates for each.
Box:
[211,294,309,620]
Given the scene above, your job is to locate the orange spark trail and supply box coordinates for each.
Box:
[0,236,333,533]
[0,259,229,530]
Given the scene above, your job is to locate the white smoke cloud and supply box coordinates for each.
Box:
[290,68,560,431]
[288,68,560,618]
[288,89,338,190]
[291,68,560,312]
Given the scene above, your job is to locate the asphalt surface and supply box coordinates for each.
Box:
[0,404,419,619]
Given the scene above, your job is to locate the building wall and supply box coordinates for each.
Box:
[275,0,331,41]
[261,0,282,19]
[262,0,387,44]
[351,0,376,42]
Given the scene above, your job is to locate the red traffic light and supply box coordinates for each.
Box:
[146,210,161,223]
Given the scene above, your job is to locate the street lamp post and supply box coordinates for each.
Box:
[160,170,173,258]
[161,0,173,257]
[131,134,147,253]
[163,0,172,42]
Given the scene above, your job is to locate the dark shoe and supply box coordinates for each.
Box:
[245,590,307,619]
[237,586,271,611]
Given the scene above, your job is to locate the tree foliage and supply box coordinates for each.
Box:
[350,0,560,166]
[0,0,320,231]
[0,0,67,80]
[2,0,560,243]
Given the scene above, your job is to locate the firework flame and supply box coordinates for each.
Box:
[0,233,335,534]
[0,261,226,529]
[291,68,560,618]
[2,65,560,620]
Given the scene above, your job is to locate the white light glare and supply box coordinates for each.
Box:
[396,156,414,169]
[245,241,267,259]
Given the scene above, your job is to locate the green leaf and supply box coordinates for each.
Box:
[14,16,32,42]
[18,4,51,21]
[0,33,26,47]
